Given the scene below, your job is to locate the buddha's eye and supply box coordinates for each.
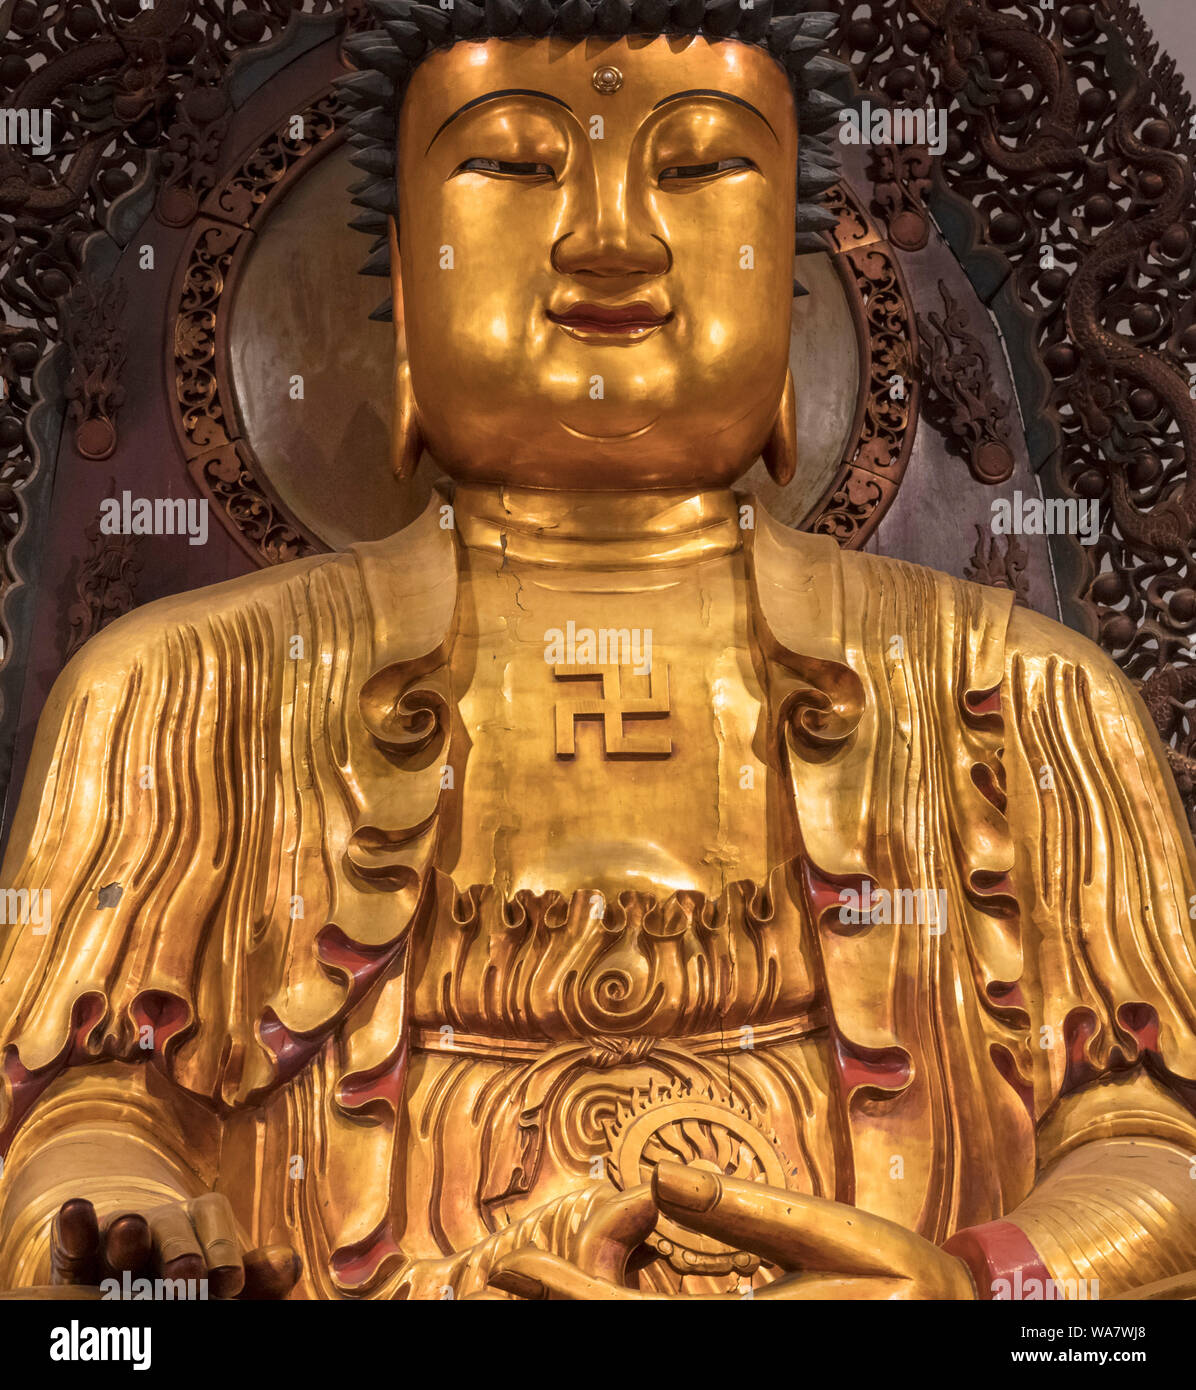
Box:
[456,157,556,180]
[658,157,756,184]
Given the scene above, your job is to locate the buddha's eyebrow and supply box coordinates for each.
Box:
[426,89,573,152]
[651,89,777,140]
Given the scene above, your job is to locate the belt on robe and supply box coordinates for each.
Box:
[408,1005,829,1061]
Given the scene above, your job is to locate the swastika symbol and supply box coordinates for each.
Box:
[553,664,671,758]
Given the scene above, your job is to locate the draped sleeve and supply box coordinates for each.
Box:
[1001,604,1196,1133]
[0,496,458,1158]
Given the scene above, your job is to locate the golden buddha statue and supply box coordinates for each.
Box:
[2,1,1196,1302]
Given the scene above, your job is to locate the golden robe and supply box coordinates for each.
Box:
[1,490,1195,1297]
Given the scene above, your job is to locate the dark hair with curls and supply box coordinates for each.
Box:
[338,0,851,319]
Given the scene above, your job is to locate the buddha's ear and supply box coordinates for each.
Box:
[763,367,797,487]
[388,216,425,482]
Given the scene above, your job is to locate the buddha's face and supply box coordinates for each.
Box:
[395,35,797,490]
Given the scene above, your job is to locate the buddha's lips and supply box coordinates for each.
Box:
[548,301,672,337]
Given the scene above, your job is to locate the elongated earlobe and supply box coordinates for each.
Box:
[389,216,424,482]
[763,368,797,487]
[393,358,422,481]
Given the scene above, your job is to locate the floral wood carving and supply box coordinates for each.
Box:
[63,275,127,463]
[869,141,934,252]
[171,93,341,566]
[801,180,920,546]
[64,486,144,660]
[964,523,1030,608]
[918,279,1015,485]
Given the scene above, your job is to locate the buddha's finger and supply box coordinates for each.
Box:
[187,1193,244,1299]
[147,1202,206,1286]
[238,1246,303,1301]
[50,1198,101,1285]
[489,1248,664,1301]
[572,1185,658,1282]
[652,1163,912,1276]
[101,1212,152,1275]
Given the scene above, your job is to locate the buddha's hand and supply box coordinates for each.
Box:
[488,1163,977,1300]
[49,1193,302,1300]
[404,1185,660,1300]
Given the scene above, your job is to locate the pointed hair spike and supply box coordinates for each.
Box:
[798,54,853,90]
[343,32,384,64]
[702,0,740,38]
[632,0,669,26]
[800,139,838,164]
[784,33,830,64]
[798,164,839,196]
[734,0,772,42]
[349,145,396,178]
[384,19,431,57]
[350,210,389,236]
[484,0,522,34]
[520,0,557,35]
[795,10,838,42]
[369,299,395,322]
[802,131,836,161]
[767,14,803,51]
[798,89,845,133]
[362,244,392,277]
[596,0,633,33]
[409,3,453,41]
[792,277,809,298]
[558,0,595,33]
[367,0,416,19]
[336,70,397,111]
[347,108,396,142]
[351,177,399,216]
[794,229,832,254]
[451,0,487,33]
[343,35,410,83]
[670,0,703,30]
[794,203,838,232]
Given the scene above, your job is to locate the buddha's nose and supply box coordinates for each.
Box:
[551,166,670,280]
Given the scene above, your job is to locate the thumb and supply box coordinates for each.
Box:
[238,1245,303,1300]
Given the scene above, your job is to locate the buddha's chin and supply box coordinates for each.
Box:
[449,432,751,491]
[425,405,766,489]
[440,452,750,492]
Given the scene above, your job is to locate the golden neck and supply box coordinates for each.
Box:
[450,484,743,568]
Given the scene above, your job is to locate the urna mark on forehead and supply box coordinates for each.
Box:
[339,1,850,320]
